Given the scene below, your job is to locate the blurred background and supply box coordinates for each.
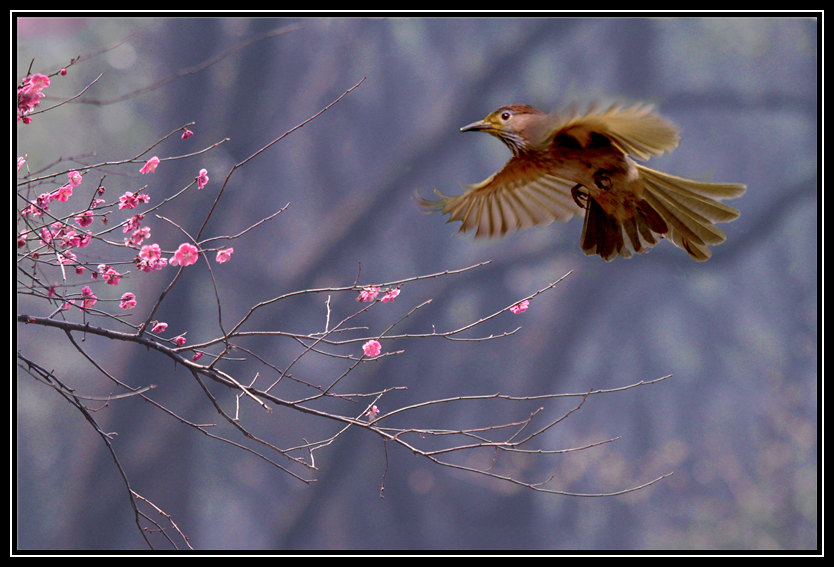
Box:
[15,16,818,551]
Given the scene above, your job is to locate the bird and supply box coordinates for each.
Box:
[419,102,746,261]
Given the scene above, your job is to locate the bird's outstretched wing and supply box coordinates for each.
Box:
[548,103,681,161]
[419,156,583,238]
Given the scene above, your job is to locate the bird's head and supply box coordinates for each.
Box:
[460,104,546,155]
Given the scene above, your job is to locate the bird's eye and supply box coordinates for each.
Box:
[500,111,511,121]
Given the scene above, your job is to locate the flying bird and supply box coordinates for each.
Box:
[420,103,746,261]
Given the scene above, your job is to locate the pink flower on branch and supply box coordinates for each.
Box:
[170,242,199,267]
[140,156,160,174]
[17,73,50,123]
[215,247,233,263]
[356,286,380,302]
[357,286,401,303]
[136,243,168,272]
[362,340,382,357]
[381,288,400,303]
[75,210,94,228]
[67,170,83,188]
[100,266,122,286]
[51,184,73,202]
[80,285,97,309]
[196,168,209,189]
[118,191,150,210]
[119,292,137,309]
[122,213,144,233]
[509,300,530,314]
[151,321,168,333]
[125,226,151,248]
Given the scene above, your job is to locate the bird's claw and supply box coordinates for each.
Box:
[571,184,590,209]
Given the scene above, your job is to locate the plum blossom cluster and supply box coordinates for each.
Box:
[17,73,50,124]
[17,83,239,383]
[54,284,134,313]
[19,169,84,218]
[355,286,402,357]
[17,135,225,328]
[356,286,400,303]
[135,243,168,272]
[17,98,233,374]
[119,191,150,210]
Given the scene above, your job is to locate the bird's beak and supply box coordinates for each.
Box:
[460,119,492,133]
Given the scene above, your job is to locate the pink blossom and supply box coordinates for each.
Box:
[118,191,150,210]
[173,335,187,347]
[119,292,137,309]
[196,168,209,189]
[38,226,54,246]
[151,321,168,333]
[58,250,77,265]
[67,170,83,188]
[76,232,92,248]
[192,352,204,361]
[75,210,94,227]
[215,247,233,263]
[357,286,381,302]
[381,288,400,303]
[122,213,144,233]
[137,243,168,272]
[51,184,73,202]
[22,192,54,217]
[17,73,50,123]
[80,285,97,309]
[125,226,151,247]
[35,192,53,212]
[170,242,200,267]
[102,266,122,285]
[140,156,160,174]
[181,128,194,140]
[17,157,26,171]
[362,339,382,357]
[365,405,380,420]
[509,300,530,314]
[139,243,162,261]
[59,228,80,248]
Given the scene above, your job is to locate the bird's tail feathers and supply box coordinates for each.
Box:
[581,165,745,262]
[637,165,745,261]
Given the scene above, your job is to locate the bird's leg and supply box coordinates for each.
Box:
[593,169,613,191]
[571,184,590,209]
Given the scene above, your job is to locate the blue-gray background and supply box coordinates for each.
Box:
[15,16,818,551]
